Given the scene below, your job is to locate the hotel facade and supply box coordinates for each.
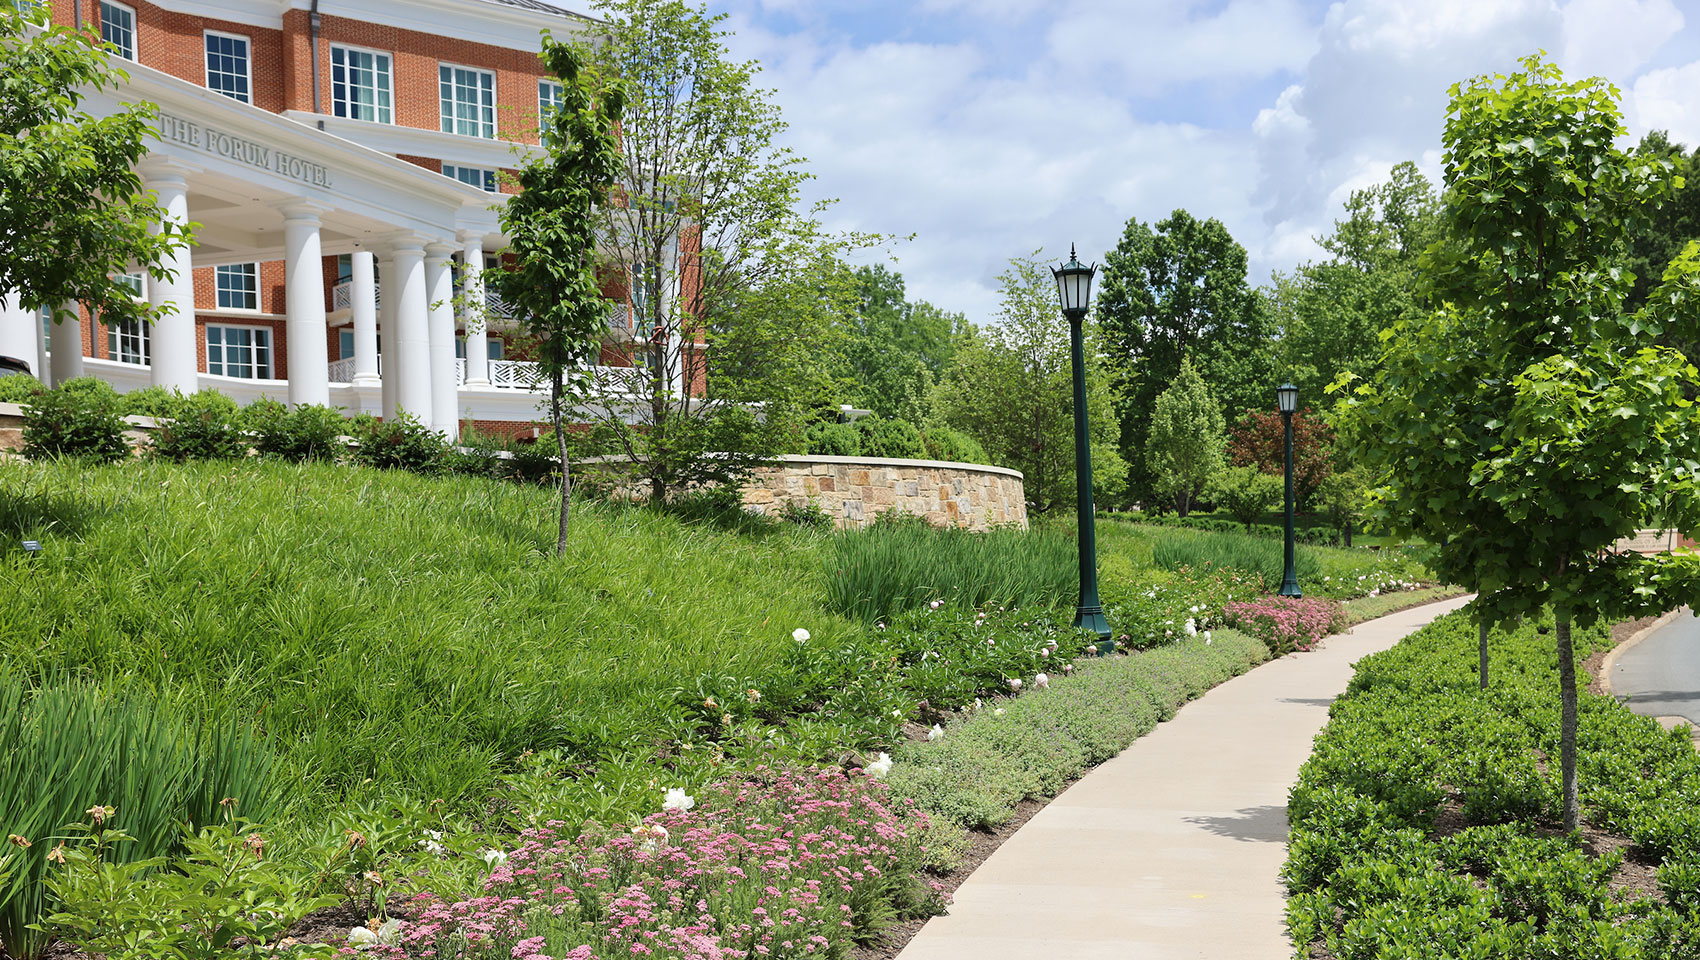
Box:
[0,0,652,440]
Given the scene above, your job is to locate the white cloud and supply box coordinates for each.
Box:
[1560,0,1683,80]
[1047,0,1317,94]
[1630,60,1700,146]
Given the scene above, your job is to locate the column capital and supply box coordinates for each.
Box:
[136,156,199,185]
[271,199,333,224]
[424,240,458,262]
[381,232,431,257]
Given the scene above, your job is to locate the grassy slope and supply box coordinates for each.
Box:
[0,459,855,811]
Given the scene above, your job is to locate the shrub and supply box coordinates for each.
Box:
[854,416,928,459]
[352,411,446,475]
[805,420,861,457]
[825,522,1076,622]
[246,400,347,462]
[921,425,988,465]
[116,385,190,420]
[150,390,246,462]
[20,379,129,463]
[1209,464,1284,531]
[1222,596,1346,655]
[0,678,277,960]
[778,497,833,529]
[0,375,44,405]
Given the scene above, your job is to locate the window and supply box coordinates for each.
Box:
[439,64,495,139]
[106,272,149,365]
[538,80,563,145]
[100,1,135,60]
[215,264,258,310]
[442,164,497,192]
[204,32,251,103]
[455,337,504,360]
[331,45,393,124]
[206,325,272,379]
[338,329,381,360]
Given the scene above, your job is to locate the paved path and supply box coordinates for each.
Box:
[896,594,1476,960]
[1610,609,1700,728]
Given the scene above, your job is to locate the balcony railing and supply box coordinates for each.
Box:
[327,355,381,384]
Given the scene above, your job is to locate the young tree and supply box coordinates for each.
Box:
[1227,409,1333,509]
[1096,209,1274,506]
[834,264,971,423]
[935,254,1125,513]
[575,0,870,502]
[1337,54,1700,832]
[1145,358,1225,516]
[1210,465,1284,531]
[488,33,623,553]
[1,6,193,340]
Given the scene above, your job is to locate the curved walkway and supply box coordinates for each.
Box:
[896,594,1476,960]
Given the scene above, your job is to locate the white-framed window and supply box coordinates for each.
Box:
[454,337,503,360]
[99,1,135,60]
[442,163,497,193]
[439,64,495,139]
[215,263,259,311]
[338,329,383,360]
[204,31,252,103]
[331,44,392,124]
[105,272,149,365]
[206,324,272,379]
[538,79,563,145]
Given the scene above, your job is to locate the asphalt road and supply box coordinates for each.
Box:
[1611,610,1700,726]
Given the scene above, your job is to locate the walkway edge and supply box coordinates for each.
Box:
[1600,606,1689,696]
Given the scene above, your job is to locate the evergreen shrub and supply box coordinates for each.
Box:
[246,400,348,462]
[854,416,927,459]
[352,411,446,475]
[149,390,245,462]
[805,420,861,457]
[920,425,988,464]
[20,378,128,463]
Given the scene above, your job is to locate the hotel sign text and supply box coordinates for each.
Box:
[158,113,333,189]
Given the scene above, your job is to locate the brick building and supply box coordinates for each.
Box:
[0,0,676,439]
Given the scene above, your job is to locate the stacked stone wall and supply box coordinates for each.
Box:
[739,456,1026,531]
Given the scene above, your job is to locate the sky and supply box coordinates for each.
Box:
[703,0,1700,325]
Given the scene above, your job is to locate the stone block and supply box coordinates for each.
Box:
[867,485,895,505]
[902,480,919,497]
[818,476,835,492]
[848,469,871,486]
[745,488,776,505]
[843,499,864,521]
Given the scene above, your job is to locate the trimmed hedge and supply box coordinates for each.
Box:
[886,630,1267,830]
[1140,512,1342,546]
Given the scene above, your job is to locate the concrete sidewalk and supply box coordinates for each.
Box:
[896,594,1475,960]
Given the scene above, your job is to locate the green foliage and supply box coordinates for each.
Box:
[853,415,927,459]
[834,264,971,421]
[21,378,128,463]
[0,375,43,404]
[1285,610,1700,957]
[0,6,194,329]
[1227,408,1333,508]
[0,678,277,960]
[114,386,188,420]
[1097,209,1275,505]
[1317,467,1372,544]
[1145,358,1226,516]
[1148,525,1318,590]
[805,420,861,457]
[935,253,1126,512]
[244,400,348,462]
[351,411,447,475]
[824,522,1076,623]
[886,631,1267,829]
[920,425,988,465]
[1209,464,1284,531]
[149,391,245,462]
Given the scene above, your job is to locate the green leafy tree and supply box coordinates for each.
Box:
[935,254,1125,513]
[1315,466,1371,547]
[1144,358,1225,516]
[1209,465,1283,531]
[577,0,872,503]
[1227,408,1333,509]
[835,264,972,422]
[1625,131,1700,367]
[1097,209,1274,506]
[1,6,194,346]
[488,32,623,552]
[1337,54,1700,831]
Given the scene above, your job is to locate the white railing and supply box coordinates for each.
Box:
[489,358,542,389]
[331,281,380,313]
[327,356,357,383]
[607,302,633,339]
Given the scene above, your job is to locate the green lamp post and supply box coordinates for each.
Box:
[1052,246,1112,653]
[1277,381,1303,598]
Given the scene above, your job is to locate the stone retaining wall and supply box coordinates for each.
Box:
[740,456,1027,530]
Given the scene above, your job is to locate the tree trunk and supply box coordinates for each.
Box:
[1478,620,1489,691]
[1556,614,1580,831]
[1344,520,1353,548]
[551,372,570,556]
[1176,490,1189,518]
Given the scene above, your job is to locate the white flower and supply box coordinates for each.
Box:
[993,708,1006,718]
[927,724,944,741]
[1040,648,1050,658]
[1368,588,1380,597]
[1190,605,1201,614]
[631,823,670,852]
[1035,673,1049,689]
[1062,663,1074,673]
[662,787,695,812]
[481,848,508,870]
[793,627,810,643]
[866,753,893,779]
[1007,678,1022,691]
[1205,632,1213,646]
[348,919,402,950]
[972,697,984,713]
[929,599,943,609]
[892,709,904,719]
[1184,618,1198,636]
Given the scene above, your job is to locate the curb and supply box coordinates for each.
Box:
[1599,606,1688,697]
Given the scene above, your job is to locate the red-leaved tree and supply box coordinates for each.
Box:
[1227,408,1333,508]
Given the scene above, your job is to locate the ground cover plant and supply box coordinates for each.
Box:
[823,517,1076,622]
[1285,610,1700,958]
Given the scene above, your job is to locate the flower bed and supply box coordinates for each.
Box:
[1223,596,1346,655]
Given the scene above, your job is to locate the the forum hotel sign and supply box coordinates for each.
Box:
[157,112,334,189]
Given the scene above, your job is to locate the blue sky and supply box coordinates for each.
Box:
[703,0,1700,324]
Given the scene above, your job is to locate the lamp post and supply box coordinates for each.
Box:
[1052,246,1112,652]
[1277,382,1302,598]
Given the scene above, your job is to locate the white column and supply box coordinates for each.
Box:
[392,238,432,423]
[378,250,398,420]
[0,292,36,375]
[459,233,489,387]
[278,201,331,407]
[35,305,48,385]
[350,250,380,387]
[49,304,84,385]
[425,241,459,439]
[140,160,199,393]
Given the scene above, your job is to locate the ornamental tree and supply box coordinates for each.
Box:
[488,32,623,554]
[1336,54,1700,832]
[1145,358,1225,517]
[0,6,193,343]
[1227,409,1333,509]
